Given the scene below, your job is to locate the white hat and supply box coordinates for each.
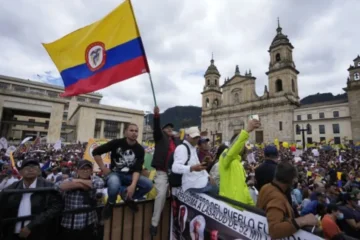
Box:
[186,126,201,138]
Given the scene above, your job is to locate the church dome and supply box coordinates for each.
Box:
[269,19,293,50]
[204,59,220,77]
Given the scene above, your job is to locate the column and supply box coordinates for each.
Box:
[120,122,125,138]
[100,120,105,139]
[47,103,64,143]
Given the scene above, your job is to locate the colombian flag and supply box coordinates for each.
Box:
[43,0,149,97]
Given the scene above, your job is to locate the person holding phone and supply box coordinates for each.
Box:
[197,138,214,172]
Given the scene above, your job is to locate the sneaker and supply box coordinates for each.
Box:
[102,203,114,220]
[150,225,157,237]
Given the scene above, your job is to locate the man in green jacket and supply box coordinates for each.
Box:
[219,119,261,206]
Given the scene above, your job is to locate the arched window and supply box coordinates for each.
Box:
[354,72,360,80]
[234,93,239,104]
[292,79,296,92]
[275,53,281,62]
[215,79,217,85]
[207,79,210,86]
[206,98,210,108]
[306,124,312,134]
[296,124,300,135]
[217,122,221,131]
[275,79,283,92]
[213,99,219,107]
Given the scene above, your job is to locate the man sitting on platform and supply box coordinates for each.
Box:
[92,123,153,220]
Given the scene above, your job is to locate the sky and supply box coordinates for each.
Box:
[0,0,359,113]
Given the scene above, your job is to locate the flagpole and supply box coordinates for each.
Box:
[148,73,157,106]
[128,0,158,106]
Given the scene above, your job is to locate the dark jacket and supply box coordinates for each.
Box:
[0,177,63,240]
[151,114,179,170]
[255,159,299,217]
[255,159,278,191]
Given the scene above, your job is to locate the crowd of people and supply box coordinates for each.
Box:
[0,106,360,240]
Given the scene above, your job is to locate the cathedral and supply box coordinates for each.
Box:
[200,22,360,144]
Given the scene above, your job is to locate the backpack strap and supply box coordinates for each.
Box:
[182,143,191,165]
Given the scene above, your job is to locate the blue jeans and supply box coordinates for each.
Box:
[188,182,219,195]
[106,172,153,204]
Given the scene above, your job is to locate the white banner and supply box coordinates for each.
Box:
[0,137,8,149]
[5,146,16,157]
[172,188,323,240]
[53,140,62,150]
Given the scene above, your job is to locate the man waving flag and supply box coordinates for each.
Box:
[43,0,150,97]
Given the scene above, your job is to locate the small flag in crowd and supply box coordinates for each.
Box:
[42,0,150,97]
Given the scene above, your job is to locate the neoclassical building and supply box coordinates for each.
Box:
[201,22,360,144]
[201,22,300,143]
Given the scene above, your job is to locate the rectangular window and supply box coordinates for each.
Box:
[332,124,340,134]
[13,117,17,127]
[307,124,312,134]
[307,114,312,120]
[47,91,59,98]
[307,137,313,144]
[28,119,35,129]
[90,98,100,104]
[64,103,69,111]
[320,137,326,143]
[62,112,68,121]
[296,125,300,135]
[45,120,49,130]
[29,88,45,95]
[319,125,325,134]
[0,82,10,89]
[319,112,325,119]
[334,137,341,144]
[279,121,283,131]
[77,97,86,102]
[104,131,117,139]
[297,115,301,121]
[333,111,339,118]
[13,84,27,92]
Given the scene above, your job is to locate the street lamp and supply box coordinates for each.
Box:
[144,111,151,141]
[297,124,309,150]
[210,130,218,147]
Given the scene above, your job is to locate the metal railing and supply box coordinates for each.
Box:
[0,188,171,240]
[1,188,357,240]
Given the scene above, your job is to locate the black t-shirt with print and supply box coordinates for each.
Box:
[92,138,144,173]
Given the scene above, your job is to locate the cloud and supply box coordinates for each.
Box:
[0,0,359,112]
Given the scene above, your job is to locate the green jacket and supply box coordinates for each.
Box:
[219,130,254,206]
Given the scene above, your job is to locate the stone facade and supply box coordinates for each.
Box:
[344,55,360,143]
[201,22,300,143]
[0,75,144,143]
[201,23,359,144]
[294,101,352,145]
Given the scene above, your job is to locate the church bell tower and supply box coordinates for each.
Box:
[201,56,222,109]
[344,55,360,142]
[266,19,299,99]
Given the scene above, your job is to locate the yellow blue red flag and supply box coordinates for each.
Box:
[42,0,149,97]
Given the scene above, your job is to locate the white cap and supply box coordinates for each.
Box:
[186,126,201,138]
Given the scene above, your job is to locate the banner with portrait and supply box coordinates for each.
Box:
[170,188,322,240]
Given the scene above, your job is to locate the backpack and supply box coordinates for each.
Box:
[167,143,191,187]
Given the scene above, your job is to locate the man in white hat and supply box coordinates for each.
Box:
[172,126,218,194]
